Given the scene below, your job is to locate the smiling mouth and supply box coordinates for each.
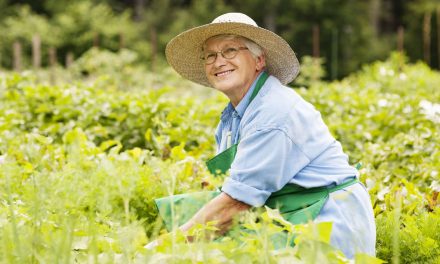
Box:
[215,70,234,77]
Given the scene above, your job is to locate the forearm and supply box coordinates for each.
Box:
[179,192,251,235]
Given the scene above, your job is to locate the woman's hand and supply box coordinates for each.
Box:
[179,192,250,237]
[145,192,249,249]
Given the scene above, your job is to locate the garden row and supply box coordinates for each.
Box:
[0,53,439,263]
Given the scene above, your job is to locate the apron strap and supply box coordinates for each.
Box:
[327,178,359,193]
[234,71,269,143]
[265,178,360,225]
[249,71,269,103]
[206,71,270,176]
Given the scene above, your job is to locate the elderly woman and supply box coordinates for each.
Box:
[159,12,376,258]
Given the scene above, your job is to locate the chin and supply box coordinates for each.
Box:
[212,79,235,90]
[213,84,235,93]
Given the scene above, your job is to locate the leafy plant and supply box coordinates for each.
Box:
[1,53,439,262]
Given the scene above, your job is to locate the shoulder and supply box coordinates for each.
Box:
[241,76,319,133]
[240,76,335,158]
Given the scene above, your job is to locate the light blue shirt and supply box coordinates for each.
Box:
[215,73,376,258]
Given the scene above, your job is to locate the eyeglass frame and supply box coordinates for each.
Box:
[201,46,249,65]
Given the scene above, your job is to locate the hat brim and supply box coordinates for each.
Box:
[165,22,300,88]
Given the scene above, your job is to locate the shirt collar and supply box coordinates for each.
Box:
[223,71,265,119]
[220,103,234,121]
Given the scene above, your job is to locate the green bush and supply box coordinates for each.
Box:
[0,53,439,262]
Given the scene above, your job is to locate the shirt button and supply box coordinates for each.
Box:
[232,112,238,118]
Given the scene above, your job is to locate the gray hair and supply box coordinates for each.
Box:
[203,34,265,59]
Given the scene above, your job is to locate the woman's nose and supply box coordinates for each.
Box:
[212,53,227,67]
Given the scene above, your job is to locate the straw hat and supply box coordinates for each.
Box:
[165,12,300,88]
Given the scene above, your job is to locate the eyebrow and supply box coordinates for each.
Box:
[203,44,239,53]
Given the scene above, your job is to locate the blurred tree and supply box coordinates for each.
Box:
[133,0,146,21]
[1,5,58,68]
[229,0,389,79]
[0,1,143,68]
[405,0,440,68]
[0,0,11,66]
[370,0,381,37]
[139,0,174,70]
[1,0,439,74]
[136,0,230,70]
[0,0,10,17]
[6,0,112,15]
[53,1,137,53]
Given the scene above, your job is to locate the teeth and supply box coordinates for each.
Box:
[216,70,233,77]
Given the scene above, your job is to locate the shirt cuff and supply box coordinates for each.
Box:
[221,177,271,207]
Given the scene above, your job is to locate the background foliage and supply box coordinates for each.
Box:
[1,0,440,262]
[1,0,440,78]
[0,49,439,262]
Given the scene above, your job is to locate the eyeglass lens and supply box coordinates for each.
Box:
[203,47,247,64]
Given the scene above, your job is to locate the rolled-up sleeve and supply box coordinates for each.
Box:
[221,127,311,207]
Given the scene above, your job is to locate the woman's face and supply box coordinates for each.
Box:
[203,37,264,98]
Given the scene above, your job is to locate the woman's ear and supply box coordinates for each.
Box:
[255,55,266,71]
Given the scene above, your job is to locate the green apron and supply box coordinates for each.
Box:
[154,71,358,233]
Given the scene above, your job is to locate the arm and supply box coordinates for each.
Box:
[179,129,302,236]
[179,192,250,236]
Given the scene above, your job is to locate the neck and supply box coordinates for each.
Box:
[228,70,263,107]
[229,88,248,108]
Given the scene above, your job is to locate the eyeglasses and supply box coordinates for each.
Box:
[201,47,249,65]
